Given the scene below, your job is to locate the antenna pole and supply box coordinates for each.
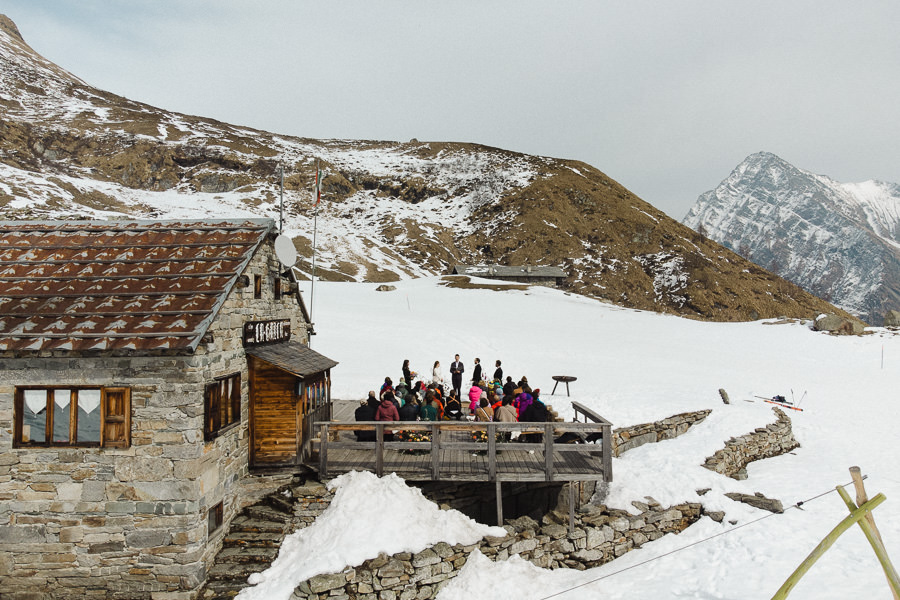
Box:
[279,163,284,233]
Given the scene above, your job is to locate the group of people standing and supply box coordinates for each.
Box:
[354,354,550,441]
[408,355,505,400]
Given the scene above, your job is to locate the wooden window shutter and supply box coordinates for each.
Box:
[101,387,131,448]
[12,388,23,446]
[230,374,241,426]
[204,382,219,441]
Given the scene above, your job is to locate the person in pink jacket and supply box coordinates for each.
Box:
[468,384,483,414]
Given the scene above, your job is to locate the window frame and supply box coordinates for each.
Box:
[208,500,224,538]
[204,372,242,442]
[13,386,130,449]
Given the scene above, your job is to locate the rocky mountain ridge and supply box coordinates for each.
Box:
[0,15,853,323]
[683,151,900,324]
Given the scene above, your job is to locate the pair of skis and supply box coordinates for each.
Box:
[753,391,806,412]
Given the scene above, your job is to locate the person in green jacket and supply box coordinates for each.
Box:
[420,392,439,421]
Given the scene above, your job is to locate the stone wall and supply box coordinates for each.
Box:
[612,409,711,456]
[0,239,312,599]
[290,500,703,600]
[702,407,799,479]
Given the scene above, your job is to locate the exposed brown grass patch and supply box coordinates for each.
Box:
[440,275,529,292]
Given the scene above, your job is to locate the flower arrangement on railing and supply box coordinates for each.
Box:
[397,429,431,454]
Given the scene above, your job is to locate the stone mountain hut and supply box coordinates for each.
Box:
[450,264,566,287]
[0,219,337,599]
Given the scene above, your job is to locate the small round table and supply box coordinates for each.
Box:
[551,375,577,396]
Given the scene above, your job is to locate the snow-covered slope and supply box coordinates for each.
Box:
[252,277,899,600]
[0,14,852,323]
[684,152,900,324]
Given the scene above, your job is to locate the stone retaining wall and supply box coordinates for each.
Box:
[290,500,703,600]
[612,409,711,456]
[702,407,799,479]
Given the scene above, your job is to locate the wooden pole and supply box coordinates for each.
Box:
[488,423,497,481]
[495,479,503,527]
[771,493,886,600]
[375,424,384,477]
[850,467,888,547]
[842,468,900,599]
[431,423,441,480]
[544,423,554,482]
[568,482,576,536]
[318,423,328,477]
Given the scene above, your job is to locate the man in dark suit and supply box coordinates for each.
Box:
[450,354,464,400]
[471,357,482,385]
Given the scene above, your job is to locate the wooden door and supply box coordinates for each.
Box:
[249,357,302,467]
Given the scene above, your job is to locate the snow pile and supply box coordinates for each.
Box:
[236,471,504,600]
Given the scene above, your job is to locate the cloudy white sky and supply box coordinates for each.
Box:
[6,1,899,218]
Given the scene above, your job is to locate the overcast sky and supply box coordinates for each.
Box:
[6,1,900,218]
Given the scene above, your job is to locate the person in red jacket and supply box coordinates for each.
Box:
[375,391,399,441]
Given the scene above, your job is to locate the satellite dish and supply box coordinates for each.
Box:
[274,234,298,267]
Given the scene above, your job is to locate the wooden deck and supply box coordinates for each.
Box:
[312,403,613,483]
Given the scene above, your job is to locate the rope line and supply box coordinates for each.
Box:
[536,477,865,600]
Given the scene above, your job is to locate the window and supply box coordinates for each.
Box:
[13,387,131,448]
[253,274,262,299]
[204,373,241,441]
[208,501,224,537]
[274,276,281,300]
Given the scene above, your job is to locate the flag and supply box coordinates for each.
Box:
[314,167,322,206]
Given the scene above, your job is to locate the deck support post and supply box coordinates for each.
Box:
[488,423,497,481]
[431,423,441,480]
[568,482,576,536]
[496,479,503,526]
[375,424,384,477]
[544,423,554,481]
[601,423,613,481]
[319,423,328,478]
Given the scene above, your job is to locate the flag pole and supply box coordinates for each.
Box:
[278,163,284,233]
[310,160,319,328]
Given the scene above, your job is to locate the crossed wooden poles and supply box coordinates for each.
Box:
[772,466,899,599]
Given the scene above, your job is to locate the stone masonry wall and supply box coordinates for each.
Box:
[0,238,312,599]
[612,409,711,456]
[192,237,311,592]
[291,500,704,600]
[702,407,799,479]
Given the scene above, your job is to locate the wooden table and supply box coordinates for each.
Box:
[551,375,577,396]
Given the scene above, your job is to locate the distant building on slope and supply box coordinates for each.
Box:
[450,264,567,287]
[0,219,337,598]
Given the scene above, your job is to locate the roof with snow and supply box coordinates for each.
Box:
[0,218,274,354]
[451,264,567,279]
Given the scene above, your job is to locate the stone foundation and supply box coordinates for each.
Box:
[291,500,704,600]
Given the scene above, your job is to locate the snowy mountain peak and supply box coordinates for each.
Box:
[684,153,900,324]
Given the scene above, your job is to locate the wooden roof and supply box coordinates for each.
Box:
[0,219,274,354]
[246,341,338,377]
[451,264,567,278]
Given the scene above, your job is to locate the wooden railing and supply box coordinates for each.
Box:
[571,401,614,481]
[301,401,332,462]
[315,418,613,483]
